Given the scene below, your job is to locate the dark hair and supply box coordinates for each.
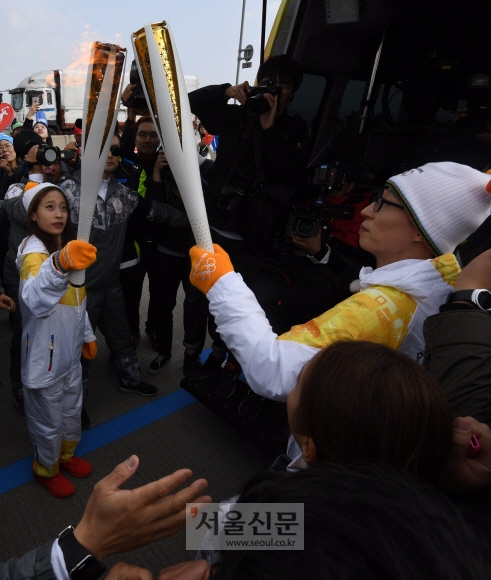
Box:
[13,130,43,159]
[294,341,453,484]
[214,465,490,580]
[257,55,303,92]
[135,116,156,135]
[27,187,75,254]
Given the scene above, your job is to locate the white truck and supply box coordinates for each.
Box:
[8,69,199,133]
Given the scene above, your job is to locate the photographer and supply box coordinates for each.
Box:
[189,55,309,379]
[246,167,372,336]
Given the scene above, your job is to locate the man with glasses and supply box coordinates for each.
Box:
[119,111,164,353]
[189,162,491,403]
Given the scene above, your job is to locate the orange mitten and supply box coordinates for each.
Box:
[82,341,97,360]
[58,240,97,272]
[189,244,234,294]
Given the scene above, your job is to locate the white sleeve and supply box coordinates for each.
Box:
[207,272,319,401]
[20,255,69,318]
[51,540,69,580]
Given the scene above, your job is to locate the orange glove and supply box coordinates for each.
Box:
[57,240,97,272]
[189,244,234,294]
[82,341,97,360]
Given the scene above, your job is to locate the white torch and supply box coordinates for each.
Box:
[70,42,126,286]
[132,21,214,252]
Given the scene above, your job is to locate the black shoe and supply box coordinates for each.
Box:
[199,354,225,381]
[183,352,201,382]
[81,408,91,430]
[216,364,240,399]
[118,378,158,396]
[149,353,171,374]
[145,329,158,352]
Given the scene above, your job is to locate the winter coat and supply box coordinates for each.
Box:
[189,84,309,234]
[17,235,95,390]
[57,173,188,289]
[207,253,460,401]
[424,307,491,426]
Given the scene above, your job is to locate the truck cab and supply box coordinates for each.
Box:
[10,87,56,124]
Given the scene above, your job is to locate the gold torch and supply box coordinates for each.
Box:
[70,42,126,286]
[132,22,214,252]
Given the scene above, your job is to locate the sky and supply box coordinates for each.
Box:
[1,0,281,101]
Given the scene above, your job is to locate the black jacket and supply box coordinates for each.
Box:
[189,84,309,237]
[424,307,491,426]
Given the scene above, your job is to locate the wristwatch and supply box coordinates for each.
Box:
[446,289,491,311]
[58,526,107,580]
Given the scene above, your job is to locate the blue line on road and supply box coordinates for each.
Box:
[0,389,196,495]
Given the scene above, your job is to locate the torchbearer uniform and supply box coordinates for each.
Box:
[17,235,95,477]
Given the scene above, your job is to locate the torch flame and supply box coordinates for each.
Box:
[84,42,126,154]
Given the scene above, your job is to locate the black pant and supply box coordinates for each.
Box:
[152,251,207,356]
[83,284,141,386]
[119,242,160,336]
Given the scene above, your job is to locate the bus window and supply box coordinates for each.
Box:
[47,92,53,105]
[288,73,327,134]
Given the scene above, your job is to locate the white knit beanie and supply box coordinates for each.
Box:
[386,162,491,256]
[22,181,65,213]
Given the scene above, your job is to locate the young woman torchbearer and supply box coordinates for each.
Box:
[17,182,97,498]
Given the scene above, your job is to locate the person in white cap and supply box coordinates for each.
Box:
[189,162,491,403]
[17,181,97,498]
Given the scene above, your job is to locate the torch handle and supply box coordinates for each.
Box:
[190,217,214,253]
[69,204,95,286]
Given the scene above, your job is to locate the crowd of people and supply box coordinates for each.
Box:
[2,53,491,577]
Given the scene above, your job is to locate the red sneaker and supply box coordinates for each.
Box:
[60,456,93,478]
[34,472,75,498]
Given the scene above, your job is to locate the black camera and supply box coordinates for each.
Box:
[219,184,250,228]
[311,164,350,191]
[59,149,76,161]
[36,144,59,165]
[244,77,281,119]
[121,60,150,115]
[286,213,322,238]
[285,162,357,238]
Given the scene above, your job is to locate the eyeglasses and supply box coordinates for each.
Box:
[0,143,14,152]
[136,131,159,141]
[372,193,405,213]
[109,145,122,157]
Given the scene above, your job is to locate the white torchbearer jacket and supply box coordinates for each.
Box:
[207,253,460,402]
[17,235,95,389]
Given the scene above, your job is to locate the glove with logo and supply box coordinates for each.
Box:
[189,244,234,295]
[82,341,98,360]
[55,240,97,273]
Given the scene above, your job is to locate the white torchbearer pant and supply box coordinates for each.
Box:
[23,364,83,475]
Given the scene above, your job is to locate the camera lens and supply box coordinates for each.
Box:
[245,95,270,118]
[295,218,315,235]
[44,148,58,164]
